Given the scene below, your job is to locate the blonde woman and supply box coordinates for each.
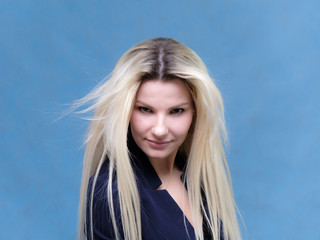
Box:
[77,38,241,240]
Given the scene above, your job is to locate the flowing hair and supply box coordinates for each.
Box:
[77,38,241,240]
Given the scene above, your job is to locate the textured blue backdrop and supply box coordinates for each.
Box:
[1,1,319,239]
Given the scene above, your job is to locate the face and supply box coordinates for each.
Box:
[130,78,194,163]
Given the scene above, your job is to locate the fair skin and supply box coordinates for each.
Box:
[130,78,194,226]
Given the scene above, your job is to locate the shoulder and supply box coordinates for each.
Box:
[88,161,117,196]
[86,161,123,239]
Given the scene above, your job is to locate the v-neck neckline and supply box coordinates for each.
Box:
[128,132,195,233]
[128,130,195,236]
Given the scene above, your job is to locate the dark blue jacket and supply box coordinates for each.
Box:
[86,134,221,239]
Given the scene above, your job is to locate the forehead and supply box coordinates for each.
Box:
[135,79,192,104]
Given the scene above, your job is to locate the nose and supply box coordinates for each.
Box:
[151,115,168,138]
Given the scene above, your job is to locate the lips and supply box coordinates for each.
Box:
[146,139,170,148]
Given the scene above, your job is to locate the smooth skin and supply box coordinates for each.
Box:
[130,78,194,226]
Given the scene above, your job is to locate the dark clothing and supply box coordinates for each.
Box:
[86,134,222,239]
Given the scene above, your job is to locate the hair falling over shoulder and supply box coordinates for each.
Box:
[76,38,242,240]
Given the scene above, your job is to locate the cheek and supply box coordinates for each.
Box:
[171,115,194,137]
[130,113,140,133]
[130,112,148,136]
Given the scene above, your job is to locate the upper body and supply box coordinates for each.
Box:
[86,133,222,240]
[79,38,241,240]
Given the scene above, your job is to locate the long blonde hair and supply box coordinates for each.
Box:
[77,38,241,240]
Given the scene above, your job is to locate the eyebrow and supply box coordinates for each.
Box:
[135,100,191,108]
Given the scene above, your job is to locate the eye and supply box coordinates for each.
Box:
[170,108,184,115]
[138,106,152,113]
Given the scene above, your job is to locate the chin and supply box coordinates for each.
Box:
[147,155,169,161]
[144,150,175,162]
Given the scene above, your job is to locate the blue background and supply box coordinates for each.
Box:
[1,1,319,239]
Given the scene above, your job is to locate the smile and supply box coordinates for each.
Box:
[146,139,171,148]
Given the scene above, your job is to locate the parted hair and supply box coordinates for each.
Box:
[77,38,241,240]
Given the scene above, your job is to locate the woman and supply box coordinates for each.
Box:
[77,38,241,240]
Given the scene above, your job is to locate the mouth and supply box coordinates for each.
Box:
[146,139,171,148]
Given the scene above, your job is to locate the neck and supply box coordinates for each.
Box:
[149,155,183,191]
[148,154,177,178]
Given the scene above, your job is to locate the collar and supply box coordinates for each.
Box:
[127,129,187,190]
